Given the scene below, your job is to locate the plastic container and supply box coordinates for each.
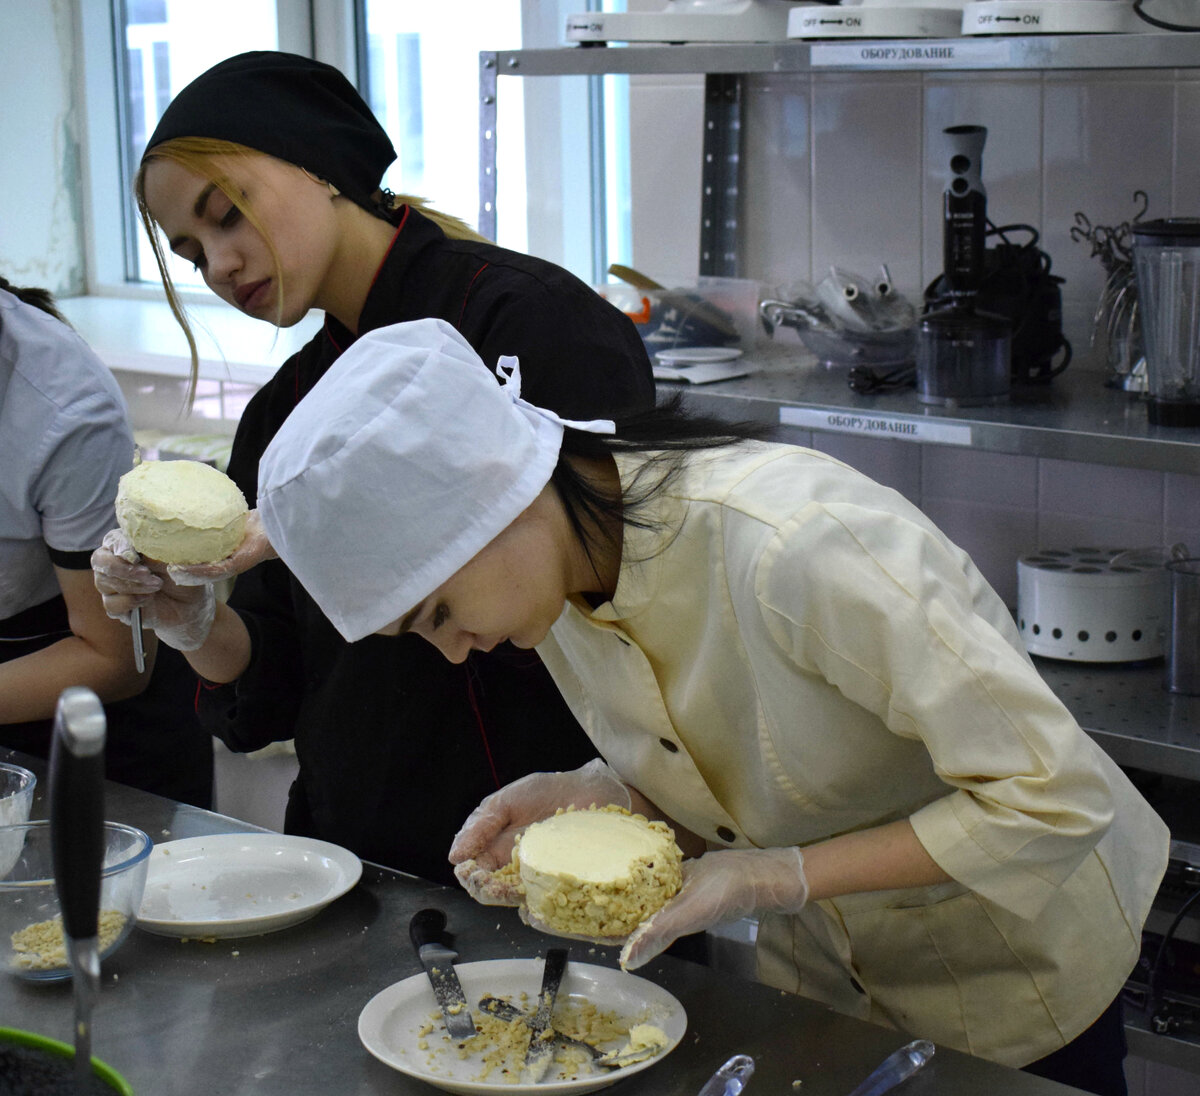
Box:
[0,763,36,829]
[0,1026,133,1094]
[1131,218,1200,427]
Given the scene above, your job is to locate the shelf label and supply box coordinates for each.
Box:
[810,41,1013,69]
[780,407,974,446]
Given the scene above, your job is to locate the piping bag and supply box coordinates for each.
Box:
[49,686,107,1090]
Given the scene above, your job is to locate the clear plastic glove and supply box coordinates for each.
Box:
[165,509,276,585]
[449,759,632,905]
[91,529,217,651]
[620,846,809,971]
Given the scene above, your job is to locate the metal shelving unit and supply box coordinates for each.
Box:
[478,32,1200,473]
[478,32,1200,778]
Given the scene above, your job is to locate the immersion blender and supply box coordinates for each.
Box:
[916,124,1012,406]
[49,686,107,1090]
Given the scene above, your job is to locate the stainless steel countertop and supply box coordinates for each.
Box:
[1,748,1084,1095]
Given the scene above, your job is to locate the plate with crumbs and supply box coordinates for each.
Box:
[136,833,362,938]
[357,958,686,1095]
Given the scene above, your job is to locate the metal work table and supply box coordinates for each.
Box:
[1,748,1084,1095]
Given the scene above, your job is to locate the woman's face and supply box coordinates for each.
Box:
[141,152,342,326]
[377,496,578,664]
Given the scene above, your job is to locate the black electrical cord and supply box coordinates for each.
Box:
[1147,886,1200,1027]
[848,363,916,394]
[1133,0,1200,32]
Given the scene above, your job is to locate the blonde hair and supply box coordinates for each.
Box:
[135,136,490,402]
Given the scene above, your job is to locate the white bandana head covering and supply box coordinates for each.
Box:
[257,318,615,642]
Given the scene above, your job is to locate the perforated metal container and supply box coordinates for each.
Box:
[1016,548,1169,663]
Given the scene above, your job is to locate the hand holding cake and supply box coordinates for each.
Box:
[449,759,635,903]
[619,846,810,970]
[92,459,252,651]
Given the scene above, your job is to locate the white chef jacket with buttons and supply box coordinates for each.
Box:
[536,441,1168,1068]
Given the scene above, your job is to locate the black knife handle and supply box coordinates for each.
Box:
[409,907,450,952]
[49,687,106,940]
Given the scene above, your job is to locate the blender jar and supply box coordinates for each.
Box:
[1131,218,1200,427]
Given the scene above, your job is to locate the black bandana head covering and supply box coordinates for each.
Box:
[144,51,396,211]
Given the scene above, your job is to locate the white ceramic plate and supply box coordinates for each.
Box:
[136,834,362,939]
[654,346,743,365]
[357,958,686,1095]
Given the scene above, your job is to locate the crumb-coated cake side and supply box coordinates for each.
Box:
[514,805,683,939]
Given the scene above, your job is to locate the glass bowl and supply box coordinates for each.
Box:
[0,762,36,827]
[0,821,152,982]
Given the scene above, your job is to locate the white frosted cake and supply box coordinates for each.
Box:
[116,459,248,565]
[515,805,683,939]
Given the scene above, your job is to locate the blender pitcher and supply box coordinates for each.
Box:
[1131,218,1200,427]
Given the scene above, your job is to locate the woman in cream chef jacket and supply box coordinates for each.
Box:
[240,319,1163,1096]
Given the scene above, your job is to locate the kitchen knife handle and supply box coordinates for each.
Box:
[409,907,450,952]
[49,687,106,940]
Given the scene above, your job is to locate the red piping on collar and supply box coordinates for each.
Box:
[461,263,489,327]
[465,659,501,790]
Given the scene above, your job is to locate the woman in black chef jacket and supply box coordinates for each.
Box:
[90,51,655,884]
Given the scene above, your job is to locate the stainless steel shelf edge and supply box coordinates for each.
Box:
[1035,660,1200,782]
[493,34,1200,78]
[664,346,1200,473]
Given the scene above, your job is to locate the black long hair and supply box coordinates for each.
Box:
[0,276,66,323]
[551,391,774,573]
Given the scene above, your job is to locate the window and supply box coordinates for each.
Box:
[360,1,526,251]
[116,0,281,289]
[78,0,624,294]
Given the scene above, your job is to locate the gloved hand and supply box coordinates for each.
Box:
[165,510,276,585]
[619,846,809,970]
[449,759,632,906]
[91,529,217,651]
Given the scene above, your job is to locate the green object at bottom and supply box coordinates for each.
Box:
[0,1026,134,1094]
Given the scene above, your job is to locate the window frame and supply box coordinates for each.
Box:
[76,0,612,296]
[76,0,353,298]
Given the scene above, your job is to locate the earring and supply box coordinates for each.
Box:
[302,167,340,198]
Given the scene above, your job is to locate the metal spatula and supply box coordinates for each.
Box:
[49,686,107,1091]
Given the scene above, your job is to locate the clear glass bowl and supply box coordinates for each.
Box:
[0,820,152,982]
[0,762,36,828]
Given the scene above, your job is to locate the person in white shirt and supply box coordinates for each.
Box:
[0,278,212,805]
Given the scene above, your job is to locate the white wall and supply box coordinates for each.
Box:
[0,0,86,294]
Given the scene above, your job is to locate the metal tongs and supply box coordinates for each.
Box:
[49,686,108,1091]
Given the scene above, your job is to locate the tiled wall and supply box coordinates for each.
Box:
[626,63,1200,610]
[768,424,1200,608]
[630,66,1200,341]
